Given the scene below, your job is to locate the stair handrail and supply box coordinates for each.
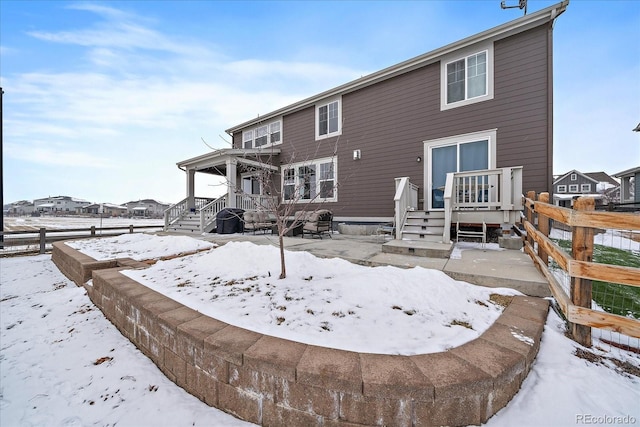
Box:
[443,173,454,242]
[199,195,228,232]
[394,177,418,240]
[164,198,188,230]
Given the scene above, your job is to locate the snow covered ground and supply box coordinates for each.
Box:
[1,233,639,426]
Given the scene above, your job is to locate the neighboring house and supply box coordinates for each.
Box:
[614,166,640,206]
[82,203,128,217]
[169,1,569,241]
[33,196,91,213]
[6,200,35,216]
[124,199,171,218]
[552,170,619,207]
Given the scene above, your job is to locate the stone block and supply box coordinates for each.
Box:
[185,364,218,405]
[157,307,202,353]
[339,393,412,427]
[164,348,187,388]
[228,363,277,400]
[498,236,523,250]
[244,335,307,382]
[176,316,228,362]
[204,325,262,366]
[262,401,324,427]
[359,354,433,400]
[480,322,540,368]
[506,296,550,323]
[296,345,362,394]
[275,380,339,419]
[194,347,228,382]
[218,382,263,425]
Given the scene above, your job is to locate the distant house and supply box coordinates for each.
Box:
[33,196,91,214]
[83,203,128,217]
[168,2,569,241]
[124,199,170,218]
[6,200,35,216]
[552,170,619,207]
[614,166,639,206]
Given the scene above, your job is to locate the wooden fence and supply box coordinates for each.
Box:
[522,191,640,346]
[0,225,163,255]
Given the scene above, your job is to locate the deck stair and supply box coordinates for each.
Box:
[400,210,446,242]
[166,213,218,234]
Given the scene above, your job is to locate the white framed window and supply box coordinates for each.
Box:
[282,157,337,202]
[316,98,341,140]
[581,184,591,192]
[571,173,577,181]
[241,119,283,149]
[441,44,494,110]
[557,185,567,193]
[569,184,579,192]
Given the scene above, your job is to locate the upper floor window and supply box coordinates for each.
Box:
[441,45,493,110]
[316,98,341,140]
[581,184,591,192]
[242,119,282,149]
[569,184,579,192]
[571,173,577,181]
[557,185,567,193]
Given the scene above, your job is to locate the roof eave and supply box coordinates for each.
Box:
[225,0,569,135]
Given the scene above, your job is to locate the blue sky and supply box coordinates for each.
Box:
[1,0,639,205]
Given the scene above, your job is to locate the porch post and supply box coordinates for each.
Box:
[186,168,195,210]
[227,158,237,208]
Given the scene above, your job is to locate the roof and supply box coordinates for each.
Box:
[633,122,640,132]
[614,166,640,177]
[584,172,619,187]
[553,169,598,185]
[225,1,569,135]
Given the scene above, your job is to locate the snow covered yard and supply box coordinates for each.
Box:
[1,233,639,426]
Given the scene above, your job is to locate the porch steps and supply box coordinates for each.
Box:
[166,214,202,234]
[400,210,446,242]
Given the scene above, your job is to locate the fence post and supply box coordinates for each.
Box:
[39,228,46,254]
[129,225,134,234]
[91,226,96,237]
[537,192,550,266]
[526,190,537,248]
[570,196,595,347]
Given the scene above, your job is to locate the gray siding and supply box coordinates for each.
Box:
[555,172,598,194]
[234,24,553,219]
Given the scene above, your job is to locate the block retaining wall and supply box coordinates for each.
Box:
[52,241,549,426]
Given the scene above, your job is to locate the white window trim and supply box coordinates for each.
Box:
[315,97,342,140]
[241,118,283,149]
[571,173,577,181]
[423,129,497,211]
[281,156,338,203]
[557,185,567,193]
[581,184,591,192]
[440,43,494,111]
[569,184,579,192]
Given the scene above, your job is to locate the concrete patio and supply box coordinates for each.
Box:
[165,232,550,298]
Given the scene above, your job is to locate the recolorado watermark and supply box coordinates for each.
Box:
[576,414,637,425]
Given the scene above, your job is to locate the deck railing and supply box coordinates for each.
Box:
[199,195,227,231]
[236,194,278,211]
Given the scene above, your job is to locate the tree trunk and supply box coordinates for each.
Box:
[278,231,286,279]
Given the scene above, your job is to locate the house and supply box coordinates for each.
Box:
[82,203,128,217]
[552,170,619,207]
[5,200,35,216]
[614,166,640,207]
[169,1,569,242]
[124,199,171,218]
[33,196,91,214]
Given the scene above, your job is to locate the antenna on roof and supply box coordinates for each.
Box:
[500,0,527,15]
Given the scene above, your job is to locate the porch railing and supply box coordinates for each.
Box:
[164,197,215,230]
[443,166,523,242]
[236,194,278,211]
[394,177,419,239]
[199,195,228,231]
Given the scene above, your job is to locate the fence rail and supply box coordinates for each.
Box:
[0,225,164,255]
[522,191,640,346]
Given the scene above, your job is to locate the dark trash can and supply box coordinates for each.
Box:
[216,208,245,234]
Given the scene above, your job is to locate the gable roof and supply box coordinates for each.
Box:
[226,1,569,135]
[584,172,618,187]
[614,166,640,177]
[553,169,599,185]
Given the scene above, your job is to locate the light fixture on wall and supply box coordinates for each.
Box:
[353,149,361,160]
[416,156,422,163]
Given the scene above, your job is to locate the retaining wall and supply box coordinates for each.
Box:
[52,241,549,426]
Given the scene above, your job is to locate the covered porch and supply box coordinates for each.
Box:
[165,148,280,233]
